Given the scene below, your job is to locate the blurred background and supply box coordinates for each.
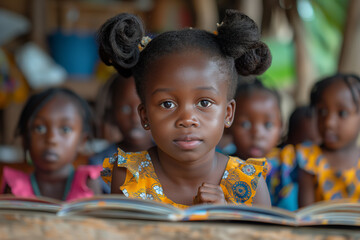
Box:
[0,0,359,162]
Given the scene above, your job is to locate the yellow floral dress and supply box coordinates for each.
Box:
[101,148,268,208]
[297,142,360,201]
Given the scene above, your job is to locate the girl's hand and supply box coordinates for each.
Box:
[193,183,226,205]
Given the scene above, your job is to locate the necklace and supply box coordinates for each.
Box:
[30,166,75,201]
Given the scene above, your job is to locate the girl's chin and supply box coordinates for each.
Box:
[248,147,264,158]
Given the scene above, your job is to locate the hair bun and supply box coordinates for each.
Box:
[97,13,144,77]
[235,42,272,76]
[217,9,272,76]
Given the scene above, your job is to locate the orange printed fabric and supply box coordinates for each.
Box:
[297,142,360,201]
[102,148,268,208]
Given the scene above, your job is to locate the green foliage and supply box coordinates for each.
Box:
[259,0,348,88]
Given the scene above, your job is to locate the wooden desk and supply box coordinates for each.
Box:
[0,212,359,240]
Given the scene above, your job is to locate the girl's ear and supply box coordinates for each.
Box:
[224,99,236,128]
[138,103,150,130]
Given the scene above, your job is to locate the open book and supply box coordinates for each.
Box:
[0,194,359,227]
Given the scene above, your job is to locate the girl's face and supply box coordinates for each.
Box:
[28,95,85,172]
[316,80,360,150]
[138,50,235,162]
[113,77,152,150]
[231,91,282,159]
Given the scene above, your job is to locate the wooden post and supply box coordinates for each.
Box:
[338,0,360,75]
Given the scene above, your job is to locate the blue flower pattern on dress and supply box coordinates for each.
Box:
[153,185,163,195]
[117,154,126,164]
[232,181,251,202]
[251,176,259,190]
[101,167,112,177]
[323,180,333,191]
[140,192,146,199]
[242,165,255,176]
[122,189,129,197]
[138,161,150,173]
[222,170,229,179]
[331,192,342,200]
[108,156,116,164]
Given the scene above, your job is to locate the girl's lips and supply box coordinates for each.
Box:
[173,136,202,150]
[324,131,338,143]
[43,151,59,162]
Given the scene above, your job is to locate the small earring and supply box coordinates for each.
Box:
[225,121,231,127]
[144,123,149,128]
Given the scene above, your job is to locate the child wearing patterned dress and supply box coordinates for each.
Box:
[1,88,102,201]
[298,73,360,207]
[89,73,154,193]
[99,10,273,208]
[230,79,298,210]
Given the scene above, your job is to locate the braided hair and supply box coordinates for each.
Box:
[97,9,272,103]
[234,78,281,110]
[310,73,360,111]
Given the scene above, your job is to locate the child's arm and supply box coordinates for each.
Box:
[193,183,226,204]
[252,175,271,207]
[110,166,127,194]
[298,169,315,208]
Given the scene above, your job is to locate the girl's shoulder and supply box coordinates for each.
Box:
[295,142,323,172]
[222,156,267,205]
[101,148,150,184]
[227,156,268,178]
[1,166,33,196]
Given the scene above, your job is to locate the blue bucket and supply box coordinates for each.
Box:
[48,30,99,76]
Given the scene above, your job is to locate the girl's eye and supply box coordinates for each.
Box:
[160,101,175,109]
[264,122,273,129]
[339,110,348,118]
[34,125,46,134]
[196,100,212,108]
[240,121,251,129]
[61,126,72,134]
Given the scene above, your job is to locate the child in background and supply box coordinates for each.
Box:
[100,10,272,208]
[298,73,360,207]
[89,73,154,193]
[1,88,102,201]
[230,79,298,210]
[284,105,321,146]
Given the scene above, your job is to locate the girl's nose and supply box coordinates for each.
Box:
[252,124,265,139]
[175,106,199,128]
[45,128,59,144]
[324,113,337,129]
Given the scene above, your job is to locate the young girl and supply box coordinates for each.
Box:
[1,88,102,201]
[100,10,272,208]
[89,73,153,193]
[230,79,298,210]
[298,73,360,207]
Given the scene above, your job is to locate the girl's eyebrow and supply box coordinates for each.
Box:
[152,86,218,96]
